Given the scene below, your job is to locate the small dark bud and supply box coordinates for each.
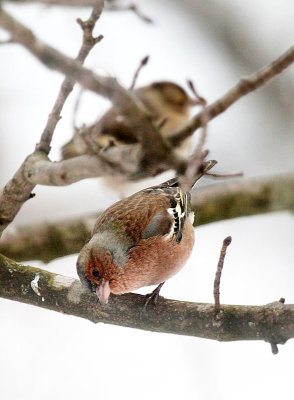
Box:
[224,236,232,246]
[142,55,149,65]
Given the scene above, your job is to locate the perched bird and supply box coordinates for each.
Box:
[61,81,199,160]
[77,160,216,306]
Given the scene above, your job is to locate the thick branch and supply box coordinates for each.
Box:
[170,45,294,146]
[1,172,294,262]
[0,253,293,344]
[23,146,141,186]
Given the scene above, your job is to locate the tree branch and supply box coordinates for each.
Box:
[36,2,104,154]
[169,45,294,146]
[0,7,181,236]
[0,7,169,156]
[5,0,153,24]
[192,171,294,226]
[0,6,104,236]
[0,253,293,345]
[1,171,294,262]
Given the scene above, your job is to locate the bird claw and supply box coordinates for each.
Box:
[141,282,165,313]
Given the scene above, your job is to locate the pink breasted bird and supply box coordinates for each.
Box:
[77,160,216,306]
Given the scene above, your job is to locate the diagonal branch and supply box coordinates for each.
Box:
[36,2,104,154]
[0,253,293,346]
[169,45,294,146]
[0,7,169,156]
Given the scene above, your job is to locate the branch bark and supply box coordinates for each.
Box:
[1,171,294,262]
[0,253,293,345]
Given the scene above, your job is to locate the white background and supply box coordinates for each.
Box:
[1,1,294,399]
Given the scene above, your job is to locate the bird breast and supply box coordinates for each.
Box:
[110,220,195,294]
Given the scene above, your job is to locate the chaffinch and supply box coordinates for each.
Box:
[61,81,198,160]
[77,160,216,306]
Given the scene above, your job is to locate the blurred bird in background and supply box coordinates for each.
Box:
[76,160,216,307]
[61,80,199,196]
[61,81,199,159]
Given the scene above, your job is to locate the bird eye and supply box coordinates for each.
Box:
[92,269,99,278]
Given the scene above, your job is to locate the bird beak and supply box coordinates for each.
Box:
[96,278,111,306]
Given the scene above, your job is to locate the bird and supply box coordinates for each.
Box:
[62,80,199,197]
[61,81,199,160]
[76,160,216,307]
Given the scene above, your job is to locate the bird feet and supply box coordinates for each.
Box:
[142,282,165,312]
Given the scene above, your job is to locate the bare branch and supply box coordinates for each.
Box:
[0,254,293,345]
[36,3,104,154]
[0,8,172,157]
[1,171,294,263]
[205,171,243,179]
[0,8,174,237]
[0,8,126,104]
[4,0,153,23]
[5,0,103,6]
[105,1,153,23]
[214,236,232,313]
[129,55,149,90]
[170,45,294,147]
[0,6,104,236]
[180,82,208,191]
[24,146,140,186]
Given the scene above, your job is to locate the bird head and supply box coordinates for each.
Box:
[147,81,199,112]
[77,242,121,306]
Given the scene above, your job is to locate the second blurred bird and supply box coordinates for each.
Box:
[61,81,199,195]
[62,81,198,158]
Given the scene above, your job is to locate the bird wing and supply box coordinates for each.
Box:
[93,183,191,244]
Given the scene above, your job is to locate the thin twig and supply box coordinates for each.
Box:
[170,45,294,147]
[214,236,232,313]
[180,81,208,191]
[129,55,149,90]
[106,1,153,23]
[36,4,104,154]
[71,87,85,133]
[205,171,243,178]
